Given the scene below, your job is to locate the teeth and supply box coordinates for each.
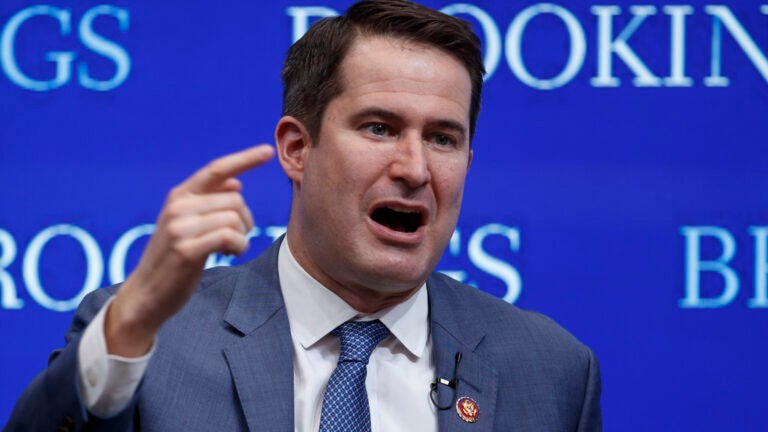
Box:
[388,207,419,214]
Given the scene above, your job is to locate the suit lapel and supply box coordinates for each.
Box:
[213,241,501,431]
[221,240,295,432]
[429,275,499,432]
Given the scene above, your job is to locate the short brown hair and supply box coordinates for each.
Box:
[281,0,485,142]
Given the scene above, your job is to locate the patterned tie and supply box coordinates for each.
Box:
[319,320,390,432]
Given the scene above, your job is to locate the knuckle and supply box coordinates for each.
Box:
[171,242,196,263]
[232,193,246,208]
[165,219,186,239]
[167,185,185,200]
[224,211,244,230]
[221,228,239,244]
[244,218,255,233]
[206,160,228,180]
[221,192,243,211]
[220,228,245,252]
[163,201,185,219]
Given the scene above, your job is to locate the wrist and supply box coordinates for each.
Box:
[104,289,158,358]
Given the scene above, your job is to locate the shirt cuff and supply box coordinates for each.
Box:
[78,295,155,418]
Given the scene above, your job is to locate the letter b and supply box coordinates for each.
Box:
[679,226,739,308]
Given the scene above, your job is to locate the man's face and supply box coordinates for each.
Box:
[285,35,473,309]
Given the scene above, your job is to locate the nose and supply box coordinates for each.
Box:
[388,133,431,188]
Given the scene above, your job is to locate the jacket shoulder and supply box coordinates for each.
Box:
[428,272,594,361]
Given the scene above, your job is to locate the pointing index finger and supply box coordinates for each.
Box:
[185,145,275,193]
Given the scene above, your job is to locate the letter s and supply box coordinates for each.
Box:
[468,224,522,303]
[78,5,130,91]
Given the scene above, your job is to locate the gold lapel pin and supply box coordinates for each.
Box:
[456,396,479,423]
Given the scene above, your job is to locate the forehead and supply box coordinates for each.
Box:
[333,35,472,124]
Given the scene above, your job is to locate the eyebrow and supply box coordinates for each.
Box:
[350,107,468,141]
[349,107,402,125]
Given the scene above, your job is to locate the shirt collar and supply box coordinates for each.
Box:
[278,238,429,358]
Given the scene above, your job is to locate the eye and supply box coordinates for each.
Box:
[365,123,389,136]
[431,134,457,147]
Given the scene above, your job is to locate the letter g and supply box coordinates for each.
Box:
[1,5,75,91]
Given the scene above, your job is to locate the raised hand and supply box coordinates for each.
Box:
[104,145,275,357]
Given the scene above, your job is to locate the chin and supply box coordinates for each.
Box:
[358,257,432,291]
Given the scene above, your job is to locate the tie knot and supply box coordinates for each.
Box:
[333,320,390,364]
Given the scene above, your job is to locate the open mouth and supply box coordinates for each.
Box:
[370,206,424,233]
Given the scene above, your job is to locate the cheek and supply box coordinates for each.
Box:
[308,149,373,211]
[340,149,390,190]
[433,163,469,207]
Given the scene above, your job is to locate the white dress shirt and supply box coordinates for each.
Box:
[78,240,438,431]
[279,240,437,431]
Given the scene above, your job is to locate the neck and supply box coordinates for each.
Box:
[284,233,422,314]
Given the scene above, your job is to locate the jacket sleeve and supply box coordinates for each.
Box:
[576,348,603,432]
[3,286,138,432]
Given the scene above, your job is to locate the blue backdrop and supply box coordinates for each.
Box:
[2,1,767,429]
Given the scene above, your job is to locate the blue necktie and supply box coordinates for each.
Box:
[319,320,390,432]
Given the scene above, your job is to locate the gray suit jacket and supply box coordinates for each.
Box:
[5,238,601,431]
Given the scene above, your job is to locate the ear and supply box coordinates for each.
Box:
[467,149,473,169]
[275,116,312,184]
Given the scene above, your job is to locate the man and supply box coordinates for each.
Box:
[5,1,601,431]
